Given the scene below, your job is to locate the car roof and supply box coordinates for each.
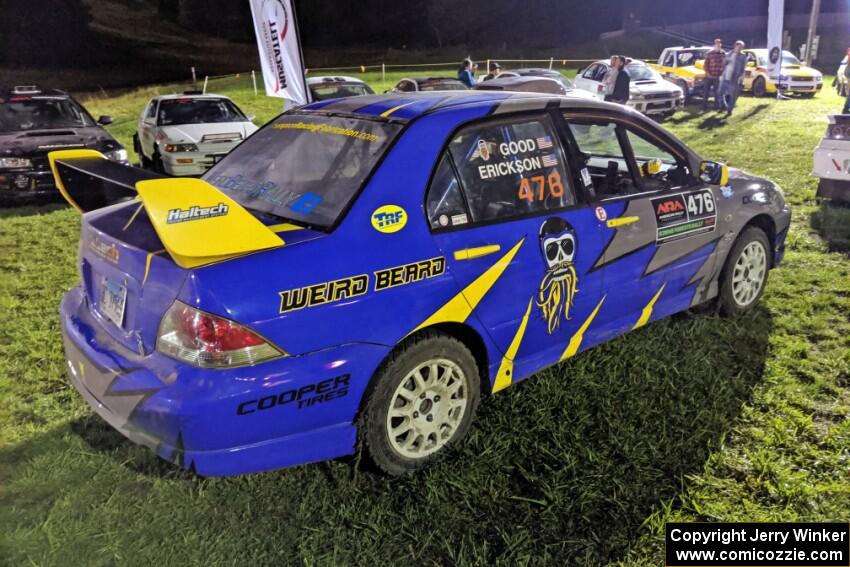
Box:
[307,75,367,85]
[402,77,464,85]
[474,75,564,91]
[0,86,69,98]
[300,90,631,123]
[152,93,233,101]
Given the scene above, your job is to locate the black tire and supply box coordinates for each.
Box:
[677,80,690,104]
[800,92,816,99]
[718,227,771,316]
[842,83,848,97]
[361,331,480,475]
[151,150,165,174]
[752,76,767,97]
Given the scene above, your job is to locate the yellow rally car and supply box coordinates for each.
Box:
[650,46,709,103]
[741,49,823,97]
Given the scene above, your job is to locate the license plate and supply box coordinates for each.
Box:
[100,277,127,327]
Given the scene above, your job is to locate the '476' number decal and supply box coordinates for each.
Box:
[517,171,564,204]
[686,191,715,218]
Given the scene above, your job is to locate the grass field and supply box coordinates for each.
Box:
[1,74,850,566]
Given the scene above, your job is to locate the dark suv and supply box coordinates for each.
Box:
[0,86,128,205]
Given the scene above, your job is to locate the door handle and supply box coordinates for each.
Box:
[606,215,640,228]
[453,244,501,261]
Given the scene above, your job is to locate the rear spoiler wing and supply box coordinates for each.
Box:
[48,150,284,268]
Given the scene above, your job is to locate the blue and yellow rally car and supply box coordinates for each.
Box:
[51,91,790,476]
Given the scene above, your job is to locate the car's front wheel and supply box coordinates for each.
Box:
[361,331,480,475]
[753,76,767,97]
[719,227,770,316]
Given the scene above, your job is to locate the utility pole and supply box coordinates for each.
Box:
[804,0,821,66]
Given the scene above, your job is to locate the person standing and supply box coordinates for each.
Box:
[841,48,850,113]
[607,56,630,104]
[601,56,620,101]
[720,41,747,116]
[482,61,502,82]
[457,58,476,88]
[702,38,725,110]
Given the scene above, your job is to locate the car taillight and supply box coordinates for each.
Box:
[157,301,284,368]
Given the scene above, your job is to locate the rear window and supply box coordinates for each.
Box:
[205,113,401,229]
[310,84,374,101]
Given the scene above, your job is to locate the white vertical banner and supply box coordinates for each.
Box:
[249,0,310,105]
[767,0,785,81]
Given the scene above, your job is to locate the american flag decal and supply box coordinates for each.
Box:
[542,153,558,167]
[537,135,554,149]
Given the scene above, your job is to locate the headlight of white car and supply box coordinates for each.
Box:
[0,157,32,169]
[104,149,128,162]
[164,143,199,152]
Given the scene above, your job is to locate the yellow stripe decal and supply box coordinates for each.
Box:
[412,238,524,334]
[633,283,665,330]
[560,295,606,362]
[493,297,533,393]
[142,249,166,287]
[380,101,417,118]
[268,223,304,233]
[122,202,144,231]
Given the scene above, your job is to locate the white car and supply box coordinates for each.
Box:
[307,76,375,101]
[813,115,850,203]
[574,59,684,118]
[134,92,258,176]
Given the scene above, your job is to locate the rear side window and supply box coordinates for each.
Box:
[447,116,575,223]
[426,155,468,229]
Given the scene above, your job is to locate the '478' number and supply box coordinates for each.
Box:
[518,171,565,204]
[686,191,715,217]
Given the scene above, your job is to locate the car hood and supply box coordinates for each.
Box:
[0,126,122,158]
[630,79,682,95]
[158,122,258,144]
[781,65,821,78]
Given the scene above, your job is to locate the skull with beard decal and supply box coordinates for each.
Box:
[536,217,579,335]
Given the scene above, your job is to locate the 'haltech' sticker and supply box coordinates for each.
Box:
[279,257,446,313]
[166,203,229,224]
[651,188,716,243]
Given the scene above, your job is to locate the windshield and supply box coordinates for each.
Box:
[310,84,374,101]
[625,65,655,81]
[676,50,708,66]
[157,98,247,126]
[420,81,467,91]
[0,96,94,132]
[755,51,802,66]
[204,114,402,228]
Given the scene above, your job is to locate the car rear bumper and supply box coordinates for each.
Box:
[629,96,683,115]
[60,286,382,476]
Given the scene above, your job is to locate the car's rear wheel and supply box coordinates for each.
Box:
[753,76,767,97]
[719,227,770,316]
[361,331,480,475]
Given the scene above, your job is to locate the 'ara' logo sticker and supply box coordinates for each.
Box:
[371,205,407,233]
[166,203,229,224]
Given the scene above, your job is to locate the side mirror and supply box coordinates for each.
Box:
[97,115,113,125]
[699,160,729,185]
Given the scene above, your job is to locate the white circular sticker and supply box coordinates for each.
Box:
[438,214,449,227]
[595,206,608,222]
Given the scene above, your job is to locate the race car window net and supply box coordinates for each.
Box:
[446,115,576,224]
[0,97,94,132]
[204,114,402,229]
